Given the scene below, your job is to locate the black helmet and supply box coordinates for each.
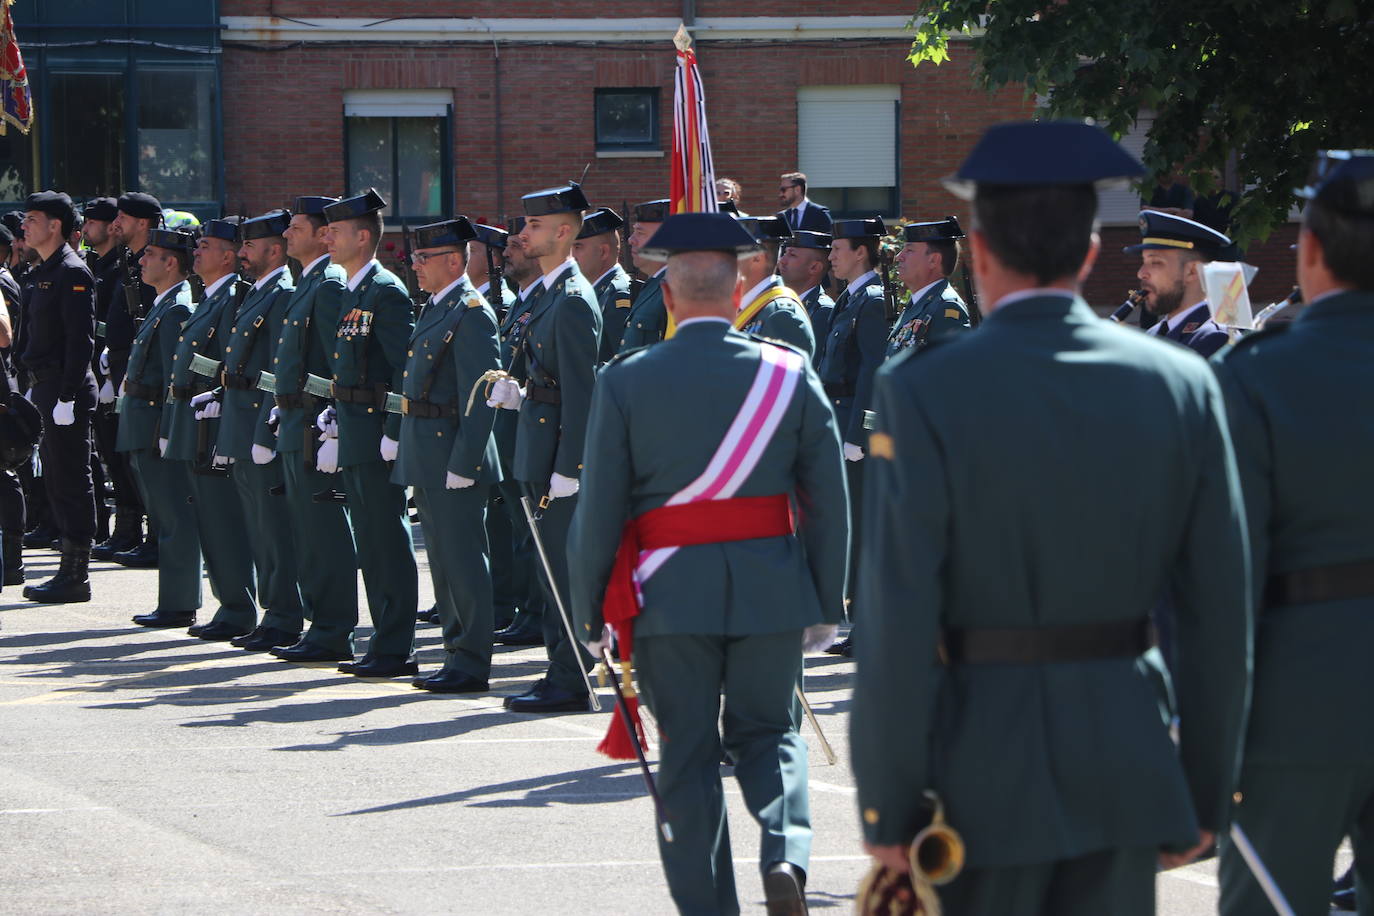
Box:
[0,393,43,471]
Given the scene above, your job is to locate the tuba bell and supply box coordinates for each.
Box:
[854,792,965,916]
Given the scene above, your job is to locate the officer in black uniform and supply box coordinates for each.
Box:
[0,220,24,586]
[17,191,97,603]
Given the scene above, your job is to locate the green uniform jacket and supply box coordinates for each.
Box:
[331,260,413,468]
[512,261,601,484]
[885,277,972,359]
[493,284,541,476]
[802,284,835,365]
[617,269,666,353]
[162,275,241,463]
[391,277,502,489]
[1213,290,1374,766]
[569,321,848,638]
[593,263,634,364]
[255,259,347,452]
[817,276,887,446]
[851,294,1252,866]
[217,268,294,459]
[475,277,516,321]
[738,276,816,357]
[116,280,193,453]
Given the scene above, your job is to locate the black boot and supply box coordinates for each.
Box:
[22,539,92,604]
[3,532,23,586]
[92,508,143,561]
[112,537,158,568]
[22,522,58,550]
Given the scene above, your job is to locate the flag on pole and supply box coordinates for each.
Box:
[670,24,718,216]
[0,0,32,137]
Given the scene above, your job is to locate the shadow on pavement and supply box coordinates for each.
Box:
[0,627,140,649]
[335,762,643,815]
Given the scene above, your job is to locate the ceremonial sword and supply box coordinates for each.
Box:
[794,684,837,766]
[597,645,674,844]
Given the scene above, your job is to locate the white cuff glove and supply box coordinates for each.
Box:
[158,437,169,457]
[548,471,580,500]
[211,453,233,468]
[316,435,340,474]
[583,622,613,659]
[191,391,220,420]
[445,471,476,490]
[486,377,525,411]
[98,349,110,374]
[379,436,399,462]
[98,380,115,405]
[316,406,338,438]
[251,444,275,465]
[843,442,865,462]
[52,400,75,426]
[267,406,281,432]
[802,623,840,654]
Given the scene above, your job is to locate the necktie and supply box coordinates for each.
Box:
[789,208,799,229]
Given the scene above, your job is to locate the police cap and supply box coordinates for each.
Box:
[943,120,1145,201]
[240,209,292,241]
[117,192,163,222]
[577,207,625,239]
[323,188,387,224]
[639,212,762,262]
[413,217,477,249]
[1296,150,1374,217]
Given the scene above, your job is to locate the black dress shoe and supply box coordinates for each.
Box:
[825,636,853,658]
[132,609,195,628]
[270,641,354,663]
[763,862,808,916]
[416,605,439,624]
[412,670,489,693]
[495,613,543,646]
[112,540,159,568]
[338,655,419,678]
[191,620,252,642]
[235,626,301,652]
[503,681,588,713]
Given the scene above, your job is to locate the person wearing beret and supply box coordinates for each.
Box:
[266,198,360,665]
[776,171,833,232]
[489,220,549,648]
[17,191,98,603]
[319,189,419,679]
[1213,150,1374,916]
[568,212,849,916]
[778,230,835,366]
[887,218,973,359]
[817,217,888,655]
[618,199,670,354]
[851,121,1251,915]
[1129,209,1234,358]
[733,215,816,357]
[571,207,634,364]
[162,219,258,641]
[192,209,304,649]
[487,184,602,712]
[121,230,205,628]
[391,218,502,693]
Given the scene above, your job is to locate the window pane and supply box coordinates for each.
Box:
[136,69,213,201]
[347,116,392,213]
[596,91,655,146]
[395,117,442,219]
[846,186,895,214]
[0,130,34,203]
[52,72,126,199]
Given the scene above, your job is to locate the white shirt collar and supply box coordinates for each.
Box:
[301,253,330,277]
[675,316,731,329]
[519,281,540,301]
[202,274,234,300]
[347,259,378,291]
[253,264,287,291]
[475,280,491,296]
[908,278,943,303]
[592,265,618,287]
[431,275,466,304]
[153,280,187,308]
[844,270,878,297]
[653,265,667,279]
[541,256,578,292]
[992,287,1076,310]
[740,275,774,311]
[798,284,820,301]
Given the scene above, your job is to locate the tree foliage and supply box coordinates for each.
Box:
[909,0,1374,242]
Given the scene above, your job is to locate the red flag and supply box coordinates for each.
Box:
[669,25,717,216]
[0,1,32,136]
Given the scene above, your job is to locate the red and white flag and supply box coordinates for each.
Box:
[669,24,717,216]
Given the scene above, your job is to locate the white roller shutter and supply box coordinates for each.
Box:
[1097,115,1152,226]
[344,90,452,118]
[797,85,899,189]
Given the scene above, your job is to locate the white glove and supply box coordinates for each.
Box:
[548,472,580,500]
[251,444,275,465]
[118,380,126,398]
[212,453,233,468]
[52,401,75,426]
[158,437,169,457]
[191,391,220,420]
[23,388,31,401]
[316,406,338,438]
[802,623,840,654]
[98,349,110,374]
[445,471,476,490]
[843,442,865,462]
[98,380,115,404]
[316,435,340,474]
[583,622,614,658]
[267,406,281,431]
[379,436,399,462]
[486,377,525,411]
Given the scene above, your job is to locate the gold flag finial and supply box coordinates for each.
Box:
[673,23,692,52]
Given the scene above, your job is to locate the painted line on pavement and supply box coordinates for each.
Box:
[302,853,872,876]
[1163,868,1220,888]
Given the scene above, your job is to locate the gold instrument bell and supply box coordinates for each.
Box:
[855,791,965,916]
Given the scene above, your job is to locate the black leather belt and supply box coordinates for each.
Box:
[220,372,257,391]
[939,618,1152,665]
[400,397,458,419]
[331,382,387,407]
[1266,558,1374,608]
[526,383,561,406]
[275,392,314,410]
[169,379,213,401]
[824,381,854,399]
[124,380,163,402]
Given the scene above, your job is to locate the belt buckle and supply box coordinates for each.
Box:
[401,396,411,416]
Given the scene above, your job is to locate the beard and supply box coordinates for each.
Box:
[1146,277,1185,316]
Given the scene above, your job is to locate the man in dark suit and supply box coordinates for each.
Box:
[776,171,832,232]
[851,121,1252,915]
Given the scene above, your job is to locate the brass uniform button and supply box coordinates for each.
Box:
[863,809,880,825]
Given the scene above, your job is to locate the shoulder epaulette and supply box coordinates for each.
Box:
[464,292,486,310]
[602,344,651,369]
[1213,322,1289,361]
[747,333,807,359]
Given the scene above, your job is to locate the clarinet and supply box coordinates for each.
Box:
[1109,289,1148,323]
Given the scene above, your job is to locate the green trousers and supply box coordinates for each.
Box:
[635,630,811,916]
[188,466,256,629]
[1220,762,1374,916]
[520,483,589,695]
[413,484,493,679]
[233,458,303,633]
[340,459,417,660]
[845,458,863,606]
[284,455,358,654]
[127,450,201,613]
[937,846,1156,915]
